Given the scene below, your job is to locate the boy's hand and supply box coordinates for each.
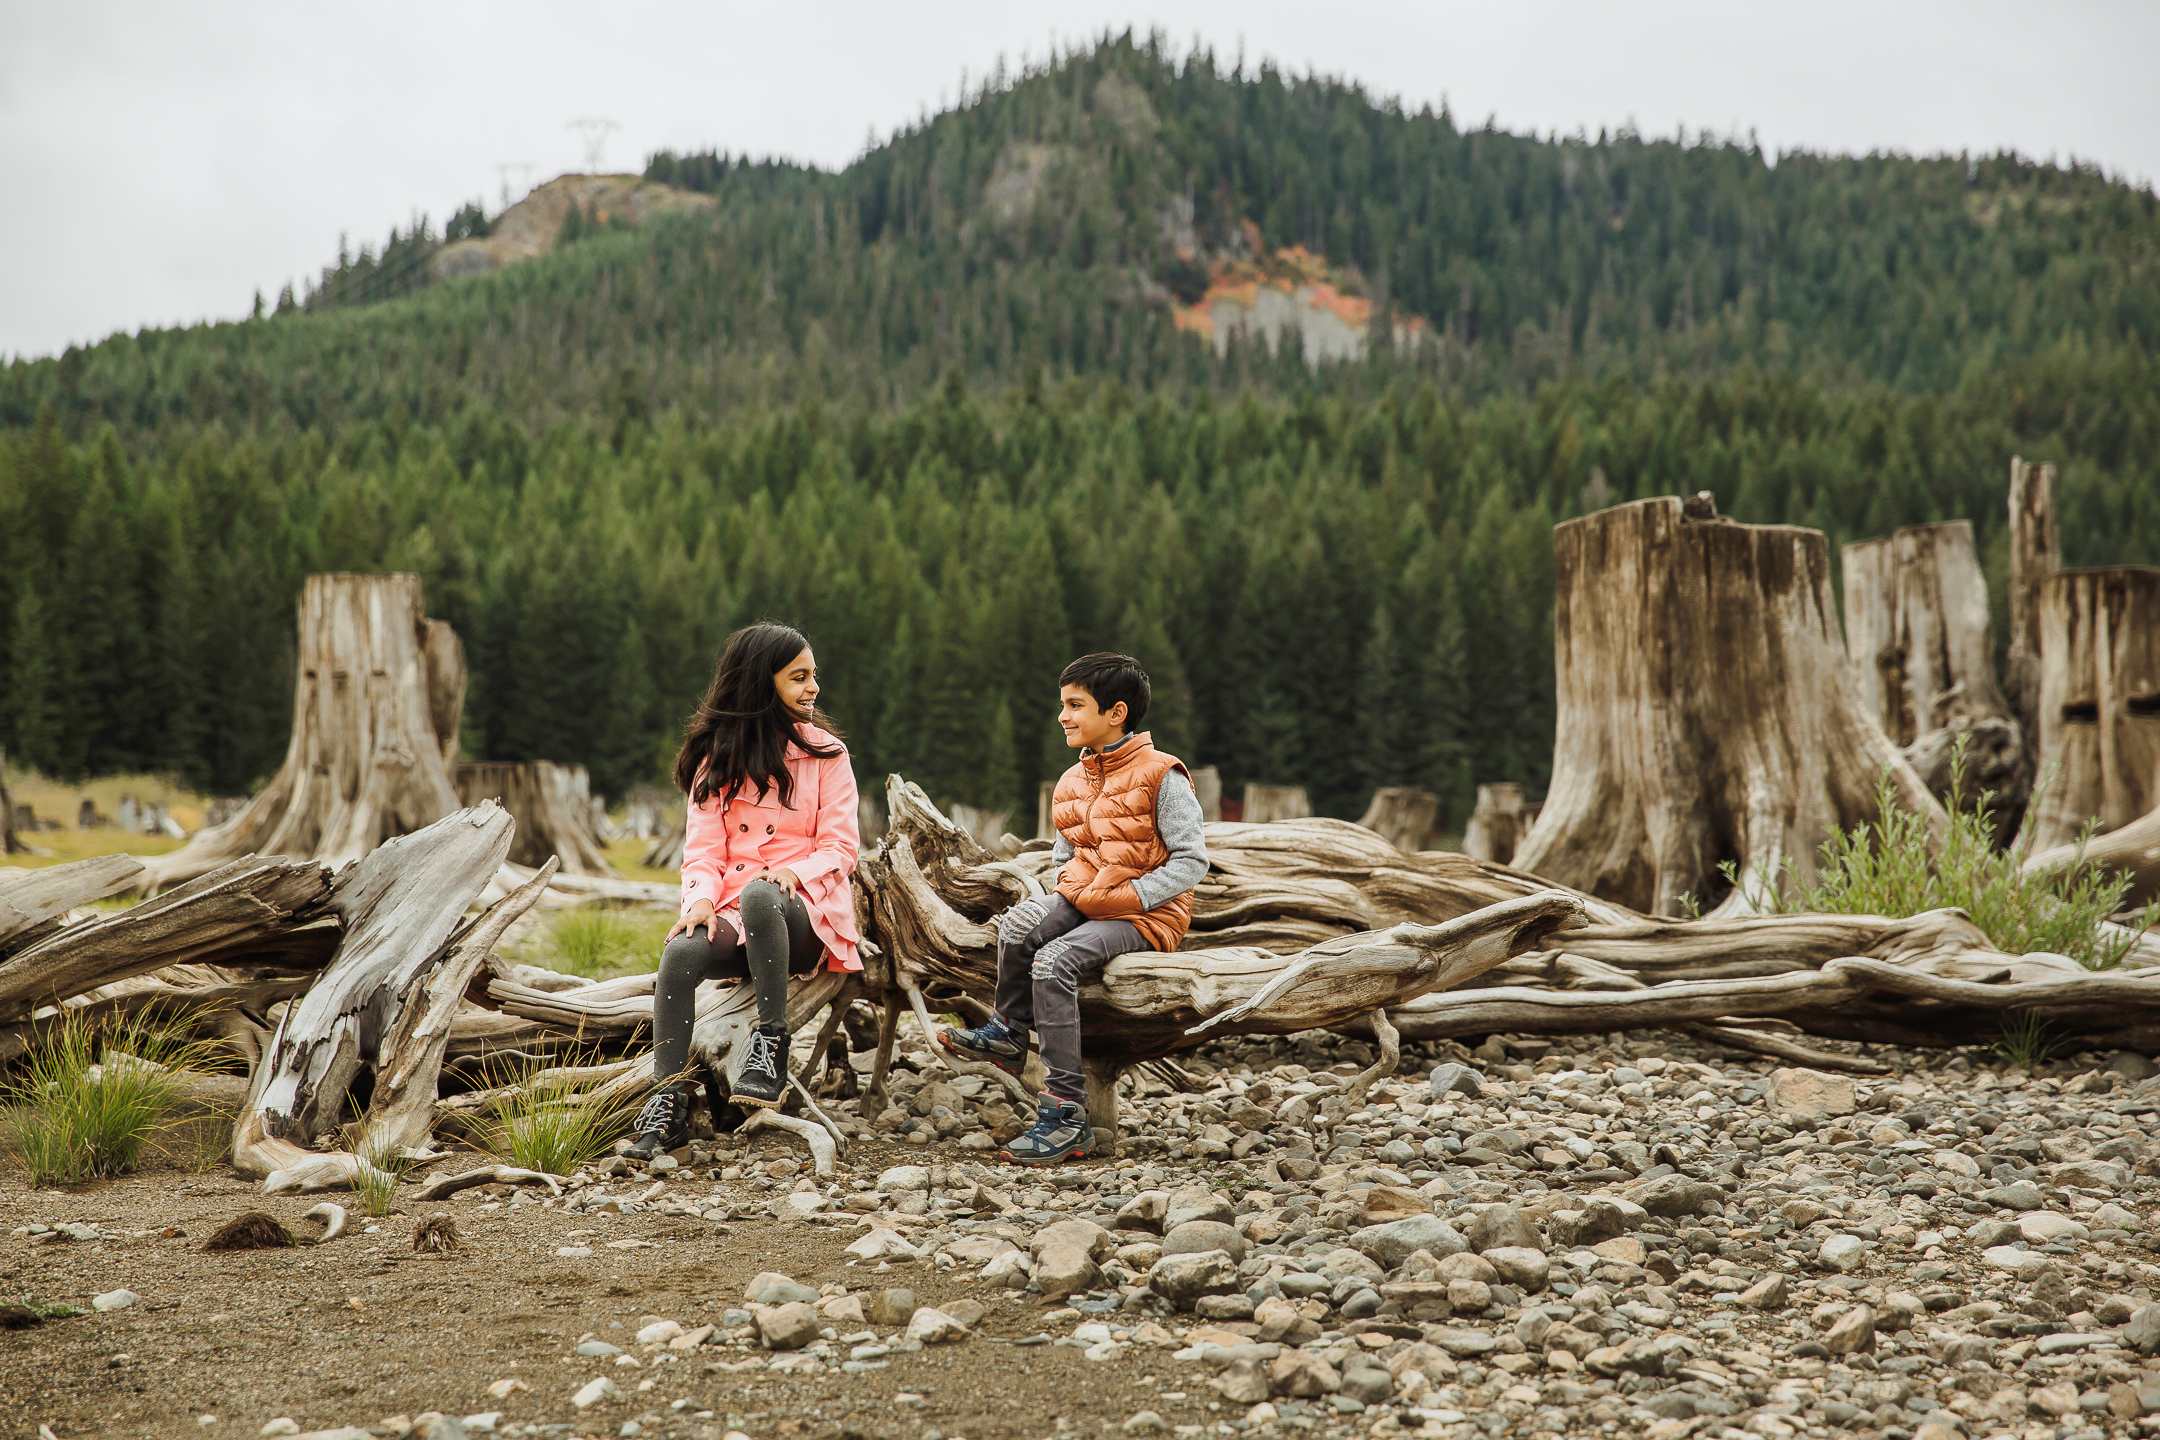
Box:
[668,898,717,945]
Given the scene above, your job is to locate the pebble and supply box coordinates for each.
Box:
[92,1289,140,1311]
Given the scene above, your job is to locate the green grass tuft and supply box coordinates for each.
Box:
[482,1057,639,1176]
[1996,1010,2068,1071]
[1740,740,2158,970]
[5,1010,223,1185]
[529,908,676,979]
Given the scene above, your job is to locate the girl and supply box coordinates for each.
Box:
[625,622,862,1161]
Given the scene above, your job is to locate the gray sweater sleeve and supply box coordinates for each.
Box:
[1132,770,1209,911]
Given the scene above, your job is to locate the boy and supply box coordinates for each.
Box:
[942,652,1208,1164]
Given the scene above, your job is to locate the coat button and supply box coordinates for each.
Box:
[740,824,749,832]
[734,864,745,871]
[766,825,775,834]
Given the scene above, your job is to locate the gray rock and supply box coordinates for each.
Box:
[1626,1174,1725,1218]
[2108,1051,2156,1082]
[1377,1139,1419,1166]
[875,1164,931,1193]
[1340,1288,1383,1319]
[1164,1186,1234,1231]
[1819,1234,1868,1272]
[1035,1242,1099,1301]
[747,1275,819,1307]
[1464,1204,1544,1254]
[1481,1246,1550,1292]
[91,1289,139,1311]
[1428,1063,1486,1100]
[576,1340,624,1357]
[756,1301,820,1351]
[1738,1273,1788,1309]
[2124,1303,2160,1354]
[869,1289,918,1327]
[1982,1182,2047,1212]
[1196,1294,1256,1321]
[1122,1412,1169,1435]
[1350,1214,1465,1269]
[1150,1249,1240,1309]
[1764,1067,1856,1124]
[412,1416,467,1440]
[1548,1197,1646,1248]
[1278,1272,1331,1300]
[1210,1360,1270,1404]
[1338,1366,1394,1405]
[1162,1220,1247,1263]
[1823,1305,1875,1355]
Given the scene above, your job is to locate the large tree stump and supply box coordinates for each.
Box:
[1242,786,1312,824]
[456,761,614,877]
[2025,567,2160,852]
[1514,495,1941,917]
[141,574,467,893]
[1462,784,1528,865]
[1357,787,1441,852]
[1842,520,2027,832]
[2006,457,2061,754]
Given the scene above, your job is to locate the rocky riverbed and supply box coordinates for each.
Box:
[10,1027,2160,1440]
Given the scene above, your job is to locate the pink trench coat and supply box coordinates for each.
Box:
[678,725,862,973]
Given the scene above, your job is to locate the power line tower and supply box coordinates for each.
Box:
[567,119,620,174]
[496,162,535,211]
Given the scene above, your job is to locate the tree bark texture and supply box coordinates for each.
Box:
[141,574,466,893]
[1515,496,1942,917]
[456,761,614,877]
[0,752,21,856]
[2025,567,2160,854]
[2006,457,2062,754]
[1242,786,1312,824]
[1842,520,2027,832]
[1357,788,1441,852]
[1463,784,1529,865]
[232,802,514,1186]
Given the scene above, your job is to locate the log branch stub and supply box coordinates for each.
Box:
[1515,497,1941,917]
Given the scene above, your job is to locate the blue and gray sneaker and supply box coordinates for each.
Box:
[1001,1093,1091,1166]
[938,1015,1028,1077]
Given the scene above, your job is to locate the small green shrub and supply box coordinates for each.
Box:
[537,908,675,979]
[1742,743,2157,969]
[5,1011,220,1185]
[483,1058,638,1176]
[1996,1010,2068,1071]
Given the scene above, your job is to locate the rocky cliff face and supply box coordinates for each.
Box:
[432,173,716,281]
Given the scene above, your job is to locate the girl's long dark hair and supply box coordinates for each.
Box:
[673,622,844,809]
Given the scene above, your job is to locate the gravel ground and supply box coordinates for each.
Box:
[10,1026,2160,1440]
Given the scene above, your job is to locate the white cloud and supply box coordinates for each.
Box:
[2,0,2153,361]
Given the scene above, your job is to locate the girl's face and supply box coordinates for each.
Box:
[775,646,819,720]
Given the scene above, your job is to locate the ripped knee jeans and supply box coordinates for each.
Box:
[991,894,1148,1104]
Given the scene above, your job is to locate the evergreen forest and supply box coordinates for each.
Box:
[2,37,2155,827]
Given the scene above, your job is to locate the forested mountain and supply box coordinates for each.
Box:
[2,37,2155,825]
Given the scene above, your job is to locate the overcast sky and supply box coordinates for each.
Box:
[3,1,2154,362]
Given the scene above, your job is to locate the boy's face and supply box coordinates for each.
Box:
[1059,684,1127,751]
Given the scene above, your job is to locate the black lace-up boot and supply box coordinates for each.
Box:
[624,1081,694,1161]
[734,1023,791,1109]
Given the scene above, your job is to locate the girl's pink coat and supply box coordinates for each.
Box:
[679,724,861,972]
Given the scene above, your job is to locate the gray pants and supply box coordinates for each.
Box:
[993,895,1147,1104]
[651,880,822,1084]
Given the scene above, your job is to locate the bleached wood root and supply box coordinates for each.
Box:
[902,979,1035,1106]
[302,1203,349,1242]
[410,1164,564,1201]
[235,804,516,1186]
[0,857,337,1026]
[1668,1020,1890,1075]
[1337,1009,1401,1111]
[0,854,145,956]
[741,1104,838,1177]
[2025,804,2160,911]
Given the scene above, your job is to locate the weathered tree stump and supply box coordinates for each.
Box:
[2025,567,2160,853]
[456,761,614,878]
[1842,520,2026,833]
[2005,456,2062,754]
[1462,784,1528,865]
[1242,785,1312,824]
[1357,788,1441,852]
[141,574,467,893]
[1514,495,1940,916]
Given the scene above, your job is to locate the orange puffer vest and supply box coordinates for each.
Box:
[1051,731,1193,953]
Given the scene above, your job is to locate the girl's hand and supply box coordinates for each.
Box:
[668,898,717,945]
[758,866,802,899]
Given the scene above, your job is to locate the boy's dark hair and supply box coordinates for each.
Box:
[1060,652,1151,730]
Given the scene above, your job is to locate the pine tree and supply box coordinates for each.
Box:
[6,582,61,778]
